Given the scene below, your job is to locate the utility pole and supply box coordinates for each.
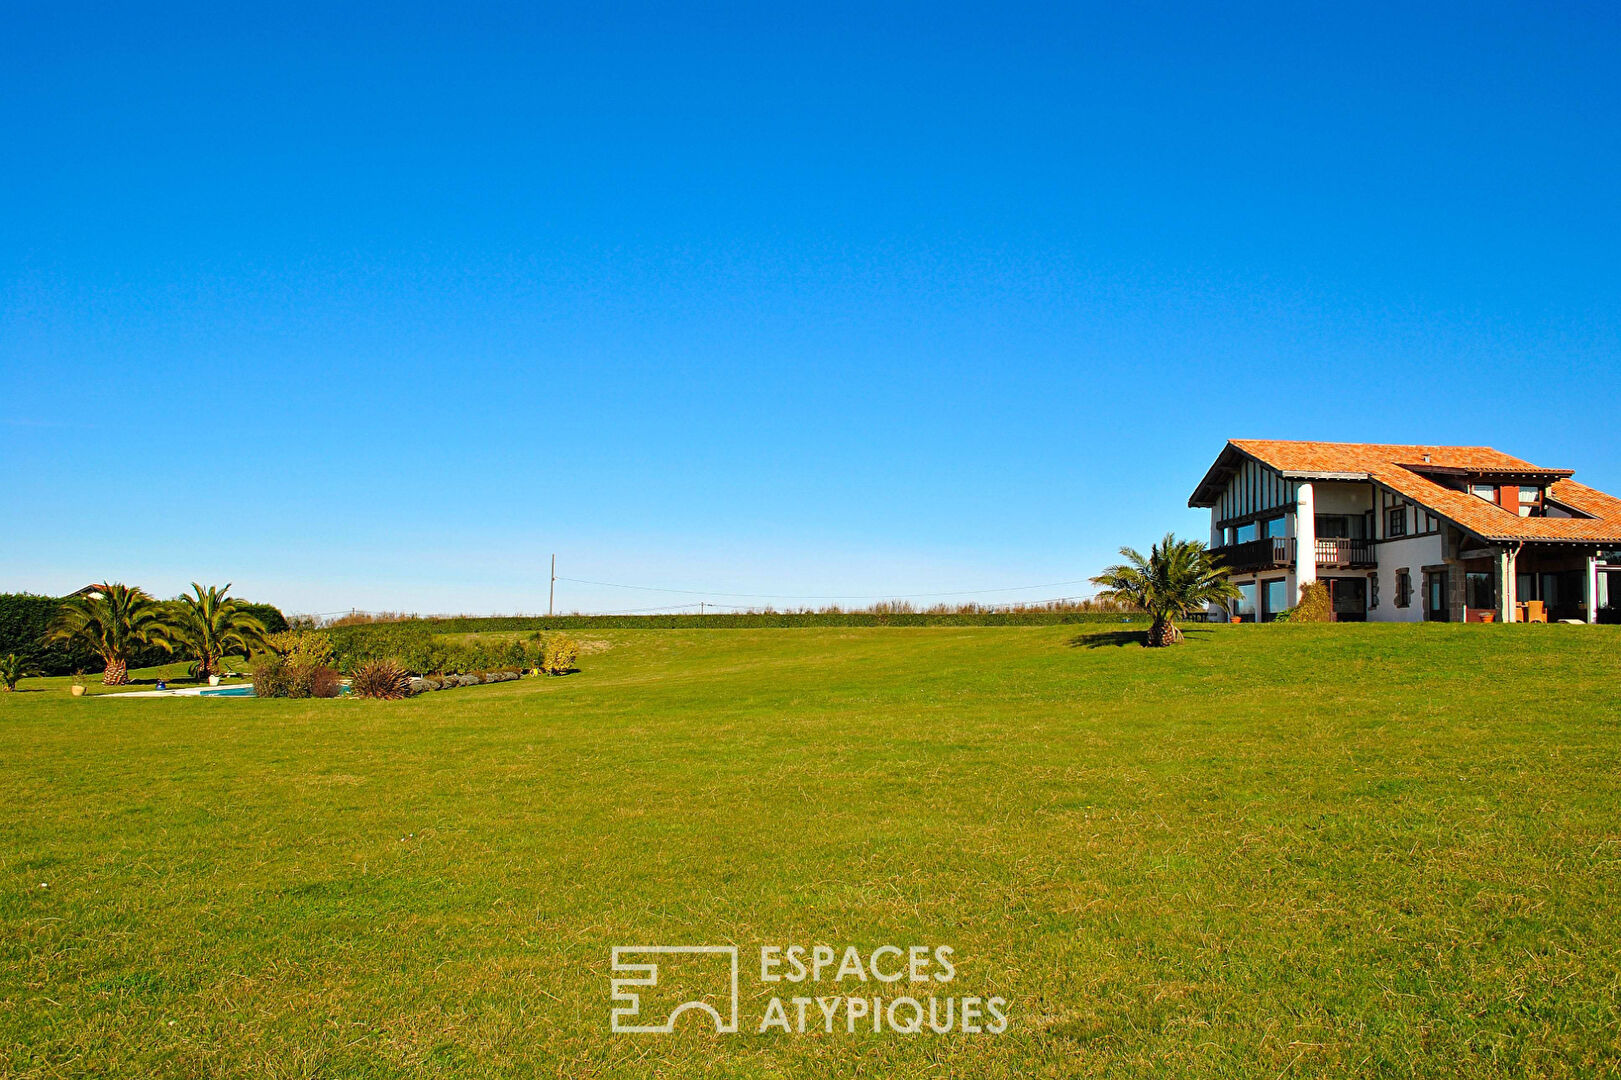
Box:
[548,554,556,617]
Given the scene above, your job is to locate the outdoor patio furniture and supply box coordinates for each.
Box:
[1517,600,1547,623]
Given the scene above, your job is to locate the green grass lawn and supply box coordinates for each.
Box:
[3,624,1619,1078]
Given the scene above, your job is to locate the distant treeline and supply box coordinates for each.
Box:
[364,610,1145,633]
[0,592,288,675]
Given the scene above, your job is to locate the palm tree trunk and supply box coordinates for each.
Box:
[1148,617,1183,647]
[103,657,129,685]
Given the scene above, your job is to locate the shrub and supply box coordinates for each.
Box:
[252,655,343,698]
[252,656,293,698]
[1285,581,1333,623]
[303,665,344,698]
[350,660,412,699]
[539,634,580,675]
[262,629,336,666]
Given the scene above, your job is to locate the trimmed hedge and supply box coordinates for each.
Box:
[239,603,289,635]
[411,611,1143,633]
[0,592,290,676]
[325,624,558,676]
[0,594,95,675]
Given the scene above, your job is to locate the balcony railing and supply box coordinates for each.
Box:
[1315,538,1375,568]
[1213,536,1376,572]
[1214,537,1294,573]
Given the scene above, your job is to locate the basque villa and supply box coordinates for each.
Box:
[1189,441,1621,623]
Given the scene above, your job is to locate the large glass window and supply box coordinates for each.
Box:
[1395,568,1412,608]
[1261,578,1288,621]
[1316,515,1357,539]
[1309,515,1348,538]
[1233,582,1257,622]
[1263,516,1287,538]
[1465,571,1496,611]
[1233,522,1258,544]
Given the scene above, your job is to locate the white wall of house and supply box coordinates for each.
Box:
[1368,533,1444,623]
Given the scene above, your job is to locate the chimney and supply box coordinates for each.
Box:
[1422,453,1431,464]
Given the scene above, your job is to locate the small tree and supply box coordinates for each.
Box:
[1090,533,1242,647]
[0,653,36,691]
[48,583,173,685]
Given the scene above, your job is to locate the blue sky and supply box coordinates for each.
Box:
[3,2,1619,615]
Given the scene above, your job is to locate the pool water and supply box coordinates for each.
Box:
[199,685,255,697]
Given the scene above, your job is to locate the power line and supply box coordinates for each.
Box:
[553,576,1096,601]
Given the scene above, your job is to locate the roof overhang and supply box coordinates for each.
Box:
[1187,443,1250,507]
[1188,443,1375,507]
[1399,463,1574,485]
[1280,470,1370,482]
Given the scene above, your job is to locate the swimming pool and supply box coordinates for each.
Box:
[198,685,255,697]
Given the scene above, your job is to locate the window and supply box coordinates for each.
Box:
[1519,486,1541,517]
[1316,515,1351,539]
[1470,483,1496,501]
[1261,578,1288,621]
[1386,505,1408,538]
[1233,582,1257,622]
[1425,571,1449,621]
[1263,516,1287,538]
[1422,512,1439,533]
[1234,522,1258,544]
[1395,568,1412,608]
[1538,570,1585,615]
[1465,570,1496,611]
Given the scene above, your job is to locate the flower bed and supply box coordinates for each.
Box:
[406,670,524,695]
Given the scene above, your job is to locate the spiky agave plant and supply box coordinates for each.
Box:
[171,583,269,682]
[48,583,173,685]
[1090,533,1241,647]
[350,659,412,699]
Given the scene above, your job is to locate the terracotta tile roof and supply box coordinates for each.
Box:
[1210,440,1621,545]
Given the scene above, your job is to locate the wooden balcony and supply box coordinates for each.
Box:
[1315,538,1375,568]
[1214,537,1294,572]
[1213,537,1376,572]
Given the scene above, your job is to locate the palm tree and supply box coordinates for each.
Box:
[48,583,173,685]
[1091,533,1242,647]
[0,653,36,691]
[171,583,268,682]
